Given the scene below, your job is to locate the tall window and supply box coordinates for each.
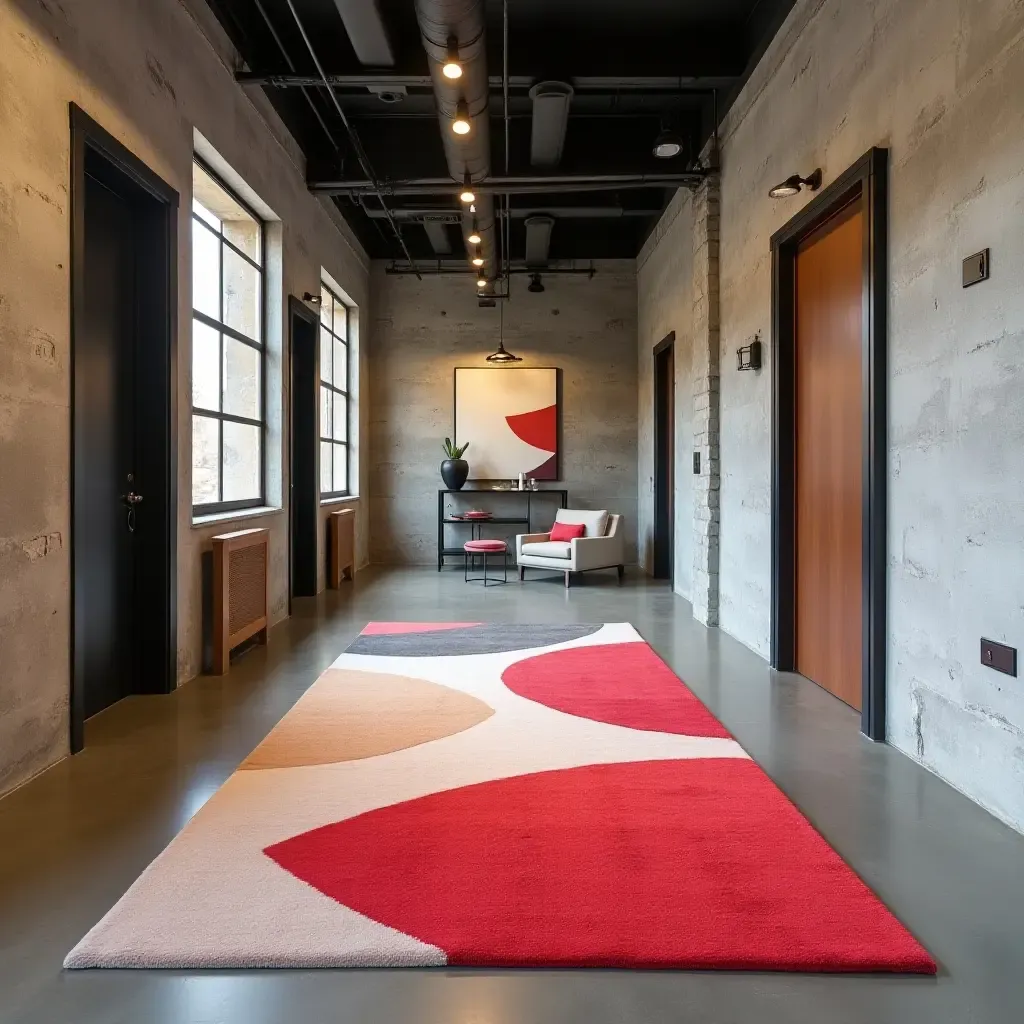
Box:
[191,160,265,514]
[320,283,350,498]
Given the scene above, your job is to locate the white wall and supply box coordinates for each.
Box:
[0,0,370,797]
[638,0,1024,832]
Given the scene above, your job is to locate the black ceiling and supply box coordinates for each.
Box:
[204,0,796,262]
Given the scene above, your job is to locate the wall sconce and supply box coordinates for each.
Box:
[737,334,762,371]
[302,291,322,305]
[768,169,822,198]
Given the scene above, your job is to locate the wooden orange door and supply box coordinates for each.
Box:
[794,199,864,709]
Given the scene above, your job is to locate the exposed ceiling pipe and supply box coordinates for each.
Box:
[524,214,554,267]
[309,172,707,195]
[529,82,574,168]
[362,205,660,220]
[283,0,420,275]
[421,217,453,254]
[331,0,394,66]
[413,0,498,279]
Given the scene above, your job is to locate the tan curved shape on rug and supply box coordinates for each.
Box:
[240,669,495,769]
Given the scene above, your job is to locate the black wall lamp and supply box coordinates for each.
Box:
[737,333,762,371]
[302,291,322,305]
[768,168,822,198]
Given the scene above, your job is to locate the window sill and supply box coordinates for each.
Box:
[320,495,361,507]
[191,505,284,529]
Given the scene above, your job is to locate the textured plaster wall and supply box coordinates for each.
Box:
[0,0,370,798]
[636,190,694,597]
[369,262,638,565]
[640,0,1024,830]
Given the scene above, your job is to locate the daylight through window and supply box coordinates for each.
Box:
[320,283,350,498]
[190,160,265,513]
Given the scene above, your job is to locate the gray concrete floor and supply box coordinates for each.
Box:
[1,566,1022,1024]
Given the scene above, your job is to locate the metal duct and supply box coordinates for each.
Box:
[524,215,554,267]
[529,81,573,168]
[413,0,497,278]
[422,217,453,254]
[332,0,394,66]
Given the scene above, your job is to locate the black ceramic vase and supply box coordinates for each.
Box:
[440,458,469,490]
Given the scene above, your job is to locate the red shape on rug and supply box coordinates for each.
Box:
[265,759,935,972]
[360,622,482,635]
[506,404,556,452]
[502,641,731,738]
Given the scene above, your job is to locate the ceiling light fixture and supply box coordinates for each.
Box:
[467,221,482,245]
[471,253,484,267]
[486,303,521,363]
[652,127,683,160]
[452,98,472,136]
[442,36,462,79]
[527,273,545,293]
[768,168,823,198]
[476,276,488,289]
[459,172,476,204]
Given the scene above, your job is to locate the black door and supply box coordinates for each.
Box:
[653,333,675,580]
[78,173,140,718]
[290,297,319,600]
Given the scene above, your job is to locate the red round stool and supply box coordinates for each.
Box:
[463,539,508,586]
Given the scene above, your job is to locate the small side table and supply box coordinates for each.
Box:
[464,539,508,586]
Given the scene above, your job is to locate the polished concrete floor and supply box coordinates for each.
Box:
[1,566,1022,1024]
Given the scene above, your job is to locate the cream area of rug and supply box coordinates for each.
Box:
[64,622,933,972]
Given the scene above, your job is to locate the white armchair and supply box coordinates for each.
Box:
[516,509,625,588]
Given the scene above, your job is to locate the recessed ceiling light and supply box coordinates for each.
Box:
[768,169,823,198]
[442,36,462,79]
[652,127,683,159]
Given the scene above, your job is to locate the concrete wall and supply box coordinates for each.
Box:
[639,0,1024,831]
[0,0,370,798]
[636,190,694,597]
[369,262,638,565]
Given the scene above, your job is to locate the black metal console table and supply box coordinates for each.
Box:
[437,488,568,570]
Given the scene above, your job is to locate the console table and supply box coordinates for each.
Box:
[437,488,568,570]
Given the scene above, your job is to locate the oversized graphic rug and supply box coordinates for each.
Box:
[65,623,935,972]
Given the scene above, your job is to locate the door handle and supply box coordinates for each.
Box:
[121,492,143,533]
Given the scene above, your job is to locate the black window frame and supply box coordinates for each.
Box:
[319,282,351,500]
[190,156,267,517]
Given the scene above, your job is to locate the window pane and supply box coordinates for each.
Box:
[192,319,219,411]
[192,221,220,319]
[222,337,261,420]
[223,248,261,342]
[192,415,220,505]
[223,219,261,264]
[223,421,261,501]
[333,339,347,392]
[333,444,348,494]
[333,305,347,342]
[192,199,221,231]
[333,393,347,442]
[320,287,333,327]
[320,327,333,385]
[320,386,332,439]
[320,440,332,493]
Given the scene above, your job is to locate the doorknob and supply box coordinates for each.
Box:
[121,491,143,533]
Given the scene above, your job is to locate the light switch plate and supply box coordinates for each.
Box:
[963,249,990,287]
[980,638,1016,677]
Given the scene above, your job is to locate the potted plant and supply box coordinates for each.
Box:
[440,438,470,490]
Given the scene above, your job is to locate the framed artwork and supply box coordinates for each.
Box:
[453,367,561,480]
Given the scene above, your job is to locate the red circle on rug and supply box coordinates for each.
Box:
[502,641,731,738]
[264,759,935,972]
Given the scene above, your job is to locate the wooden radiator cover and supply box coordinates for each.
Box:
[211,528,269,674]
[328,508,355,587]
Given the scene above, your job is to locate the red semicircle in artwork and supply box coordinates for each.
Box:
[502,641,731,738]
[506,404,556,452]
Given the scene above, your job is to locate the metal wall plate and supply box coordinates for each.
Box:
[963,249,990,287]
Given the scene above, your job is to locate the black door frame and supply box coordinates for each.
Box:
[288,294,320,603]
[69,104,178,752]
[769,147,889,741]
[652,331,675,580]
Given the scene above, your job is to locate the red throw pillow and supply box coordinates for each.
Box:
[550,521,586,542]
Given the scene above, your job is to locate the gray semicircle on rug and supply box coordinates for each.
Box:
[344,623,604,657]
